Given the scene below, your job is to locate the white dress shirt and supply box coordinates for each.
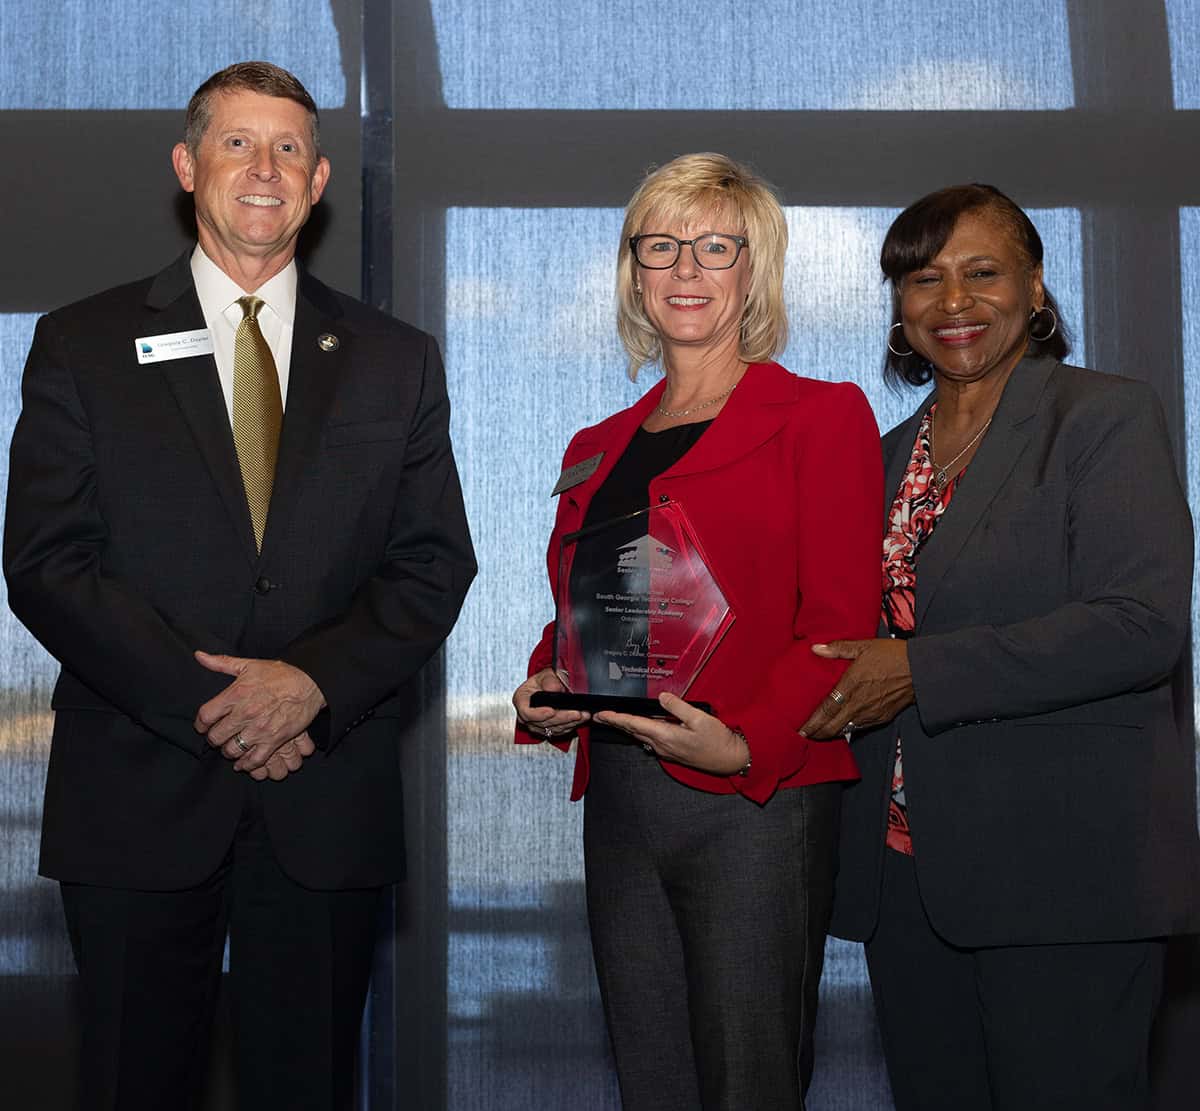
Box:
[190,246,297,420]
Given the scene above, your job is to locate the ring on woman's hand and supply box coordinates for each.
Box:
[829,688,847,705]
[234,733,249,753]
[642,742,654,754]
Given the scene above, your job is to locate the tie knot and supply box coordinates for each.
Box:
[238,295,265,323]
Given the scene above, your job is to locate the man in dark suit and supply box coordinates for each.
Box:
[3,61,475,1110]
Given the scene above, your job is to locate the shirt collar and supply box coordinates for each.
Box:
[190,245,298,327]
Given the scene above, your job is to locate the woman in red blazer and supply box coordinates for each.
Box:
[512,153,881,1110]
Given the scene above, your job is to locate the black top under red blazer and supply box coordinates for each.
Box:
[4,252,476,891]
[831,357,1200,947]
[520,361,884,805]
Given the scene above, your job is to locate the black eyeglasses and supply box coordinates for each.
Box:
[629,232,749,271]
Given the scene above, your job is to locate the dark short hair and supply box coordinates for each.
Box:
[881,183,1071,388]
[184,61,320,160]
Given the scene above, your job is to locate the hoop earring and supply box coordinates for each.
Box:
[1029,305,1058,342]
[634,281,642,295]
[887,322,914,357]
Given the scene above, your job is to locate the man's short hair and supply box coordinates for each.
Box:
[185,61,321,160]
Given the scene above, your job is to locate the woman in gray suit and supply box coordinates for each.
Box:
[802,184,1200,1111]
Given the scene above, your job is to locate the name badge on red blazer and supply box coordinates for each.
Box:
[551,452,604,496]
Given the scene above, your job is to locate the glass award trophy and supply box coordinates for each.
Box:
[530,500,733,717]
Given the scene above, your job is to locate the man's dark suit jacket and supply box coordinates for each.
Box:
[4,252,476,892]
[831,356,1200,947]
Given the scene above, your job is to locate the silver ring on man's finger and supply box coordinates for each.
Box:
[843,720,857,739]
[234,733,249,753]
[829,688,847,705]
[642,742,654,754]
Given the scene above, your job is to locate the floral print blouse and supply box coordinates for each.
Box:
[881,405,963,856]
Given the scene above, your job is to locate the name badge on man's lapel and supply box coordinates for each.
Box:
[551,452,604,496]
[134,328,214,365]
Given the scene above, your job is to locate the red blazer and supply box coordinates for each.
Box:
[519,361,883,804]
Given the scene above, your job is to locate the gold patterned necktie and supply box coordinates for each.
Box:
[232,295,283,551]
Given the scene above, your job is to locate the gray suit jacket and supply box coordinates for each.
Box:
[831,356,1200,947]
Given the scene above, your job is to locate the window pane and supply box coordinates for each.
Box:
[1168,0,1200,106]
[442,204,1084,1105]
[0,0,346,108]
[1180,209,1200,773]
[432,0,1073,110]
[444,208,633,1108]
[0,313,68,977]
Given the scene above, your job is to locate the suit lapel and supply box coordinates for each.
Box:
[914,356,1056,624]
[147,253,258,565]
[558,362,795,520]
[663,362,795,479]
[558,380,665,518]
[258,270,344,562]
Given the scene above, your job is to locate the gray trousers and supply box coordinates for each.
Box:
[583,740,840,1111]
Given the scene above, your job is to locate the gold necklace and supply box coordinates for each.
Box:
[656,379,739,419]
[931,414,993,489]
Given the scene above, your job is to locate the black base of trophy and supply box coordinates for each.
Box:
[530,691,712,717]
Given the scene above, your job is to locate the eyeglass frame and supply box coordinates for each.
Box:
[629,232,750,270]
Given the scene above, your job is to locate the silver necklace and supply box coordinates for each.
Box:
[931,414,993,489]
[656,380,738,419]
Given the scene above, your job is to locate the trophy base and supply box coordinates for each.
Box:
[530,691,712,717]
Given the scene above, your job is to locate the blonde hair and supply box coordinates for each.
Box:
[616,152,788,380]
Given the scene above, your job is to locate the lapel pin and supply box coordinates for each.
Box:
[317,333,340,352]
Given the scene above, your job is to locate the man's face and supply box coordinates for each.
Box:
[171,89,330,273]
